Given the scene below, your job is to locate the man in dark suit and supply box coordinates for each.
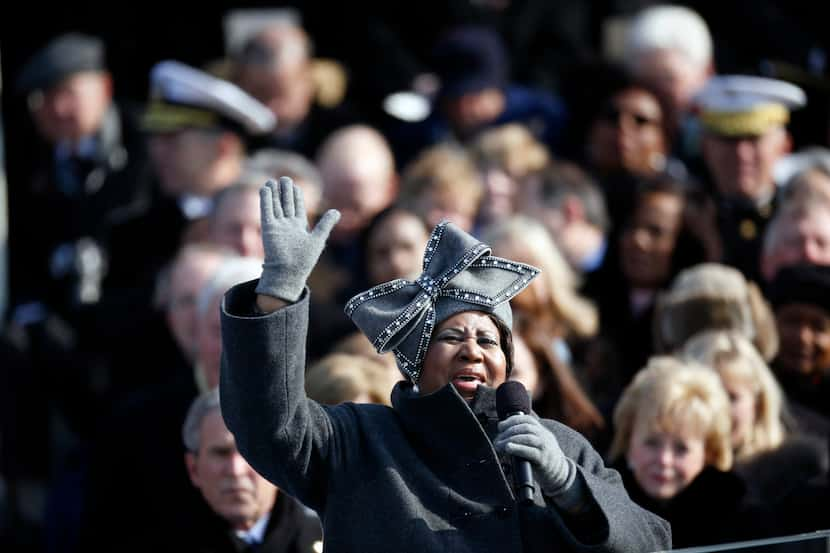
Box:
[5,32,153,491]
[182,389,322,553]
[230,19,360,159]
[9,32,149,332]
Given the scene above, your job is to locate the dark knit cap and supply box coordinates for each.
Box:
[768,264,830,314]
[432,25,508,100]
[16,33,105,94]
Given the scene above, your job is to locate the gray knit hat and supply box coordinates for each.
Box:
[345,221,539,382]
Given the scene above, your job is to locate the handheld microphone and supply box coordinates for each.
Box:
[496,381,535,504]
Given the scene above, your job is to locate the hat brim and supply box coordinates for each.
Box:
[142,101,223,133]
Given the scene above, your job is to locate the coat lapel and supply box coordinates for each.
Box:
[392,382,515,504]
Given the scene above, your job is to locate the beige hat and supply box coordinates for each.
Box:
[654,263,779,361]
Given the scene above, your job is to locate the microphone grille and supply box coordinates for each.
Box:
[496,381,531,420]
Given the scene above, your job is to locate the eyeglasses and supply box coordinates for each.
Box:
[598,104,661,128]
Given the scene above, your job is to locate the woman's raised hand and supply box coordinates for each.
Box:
[255,177,340,302]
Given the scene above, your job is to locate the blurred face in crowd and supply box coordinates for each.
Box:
[290,176,322,224]
[633,49,710,123]
[589,87,667,176]
[234,26,314,128]
[702,127,790,203]
[719,372,757,452]
[442,88,506,138]
[785,169,830,206]
[319,130,397,242]
[366,210,430,285]
[627,416,706,500]
[149,129,224,197]
[775,303,830,376]
[196,292,224,389]
[509,334,540,399]
[186,409,277,530]
[761,206,830,282]
[210,188,264,258]
[323,169,396,241]
[478,165,519,224]
[620,191,684,288]
[29,71,112,144]
[416,189,479,233]
[166,250,224,359]
[421,311,508,400]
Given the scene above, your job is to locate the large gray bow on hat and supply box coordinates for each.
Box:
[345,221,539,382]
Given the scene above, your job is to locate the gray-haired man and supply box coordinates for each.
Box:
[183,389,322,552]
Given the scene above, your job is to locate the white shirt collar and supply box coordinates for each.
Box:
[234,511,271,545]
[178,194,214,219]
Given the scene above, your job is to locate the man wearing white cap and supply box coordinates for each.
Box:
[144,60,276,221]
[101,62,277,383]
[697,75,806,282]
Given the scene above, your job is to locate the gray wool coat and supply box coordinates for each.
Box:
[220,281,671,553]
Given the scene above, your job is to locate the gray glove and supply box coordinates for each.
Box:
[494,414,577,499]
[255,177,340,302]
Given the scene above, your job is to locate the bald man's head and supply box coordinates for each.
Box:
[317,125,398,241]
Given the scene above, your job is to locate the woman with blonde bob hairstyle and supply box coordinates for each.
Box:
[682,330,828,508]
[608,356,760,548]
[609,356,732,475]
[680,330,785,460]
[469,124,551,228]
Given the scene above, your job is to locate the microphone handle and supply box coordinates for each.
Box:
[513,457,535,504]
[506,410,536,504]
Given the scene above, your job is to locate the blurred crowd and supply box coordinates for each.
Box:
[3,2,830,551]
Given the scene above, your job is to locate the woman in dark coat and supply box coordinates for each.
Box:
[582,174,715,403]
[608,356,761,548]
[219,178,671,552]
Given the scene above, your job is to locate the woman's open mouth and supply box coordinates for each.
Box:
[451,372,485,395]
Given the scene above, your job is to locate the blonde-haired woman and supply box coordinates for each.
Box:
[609,356,759,547]
[483,216,605,443]
[682,330,828,506]
[305,353,396,407]
[681,330,785,459]
[398,143,483,232]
